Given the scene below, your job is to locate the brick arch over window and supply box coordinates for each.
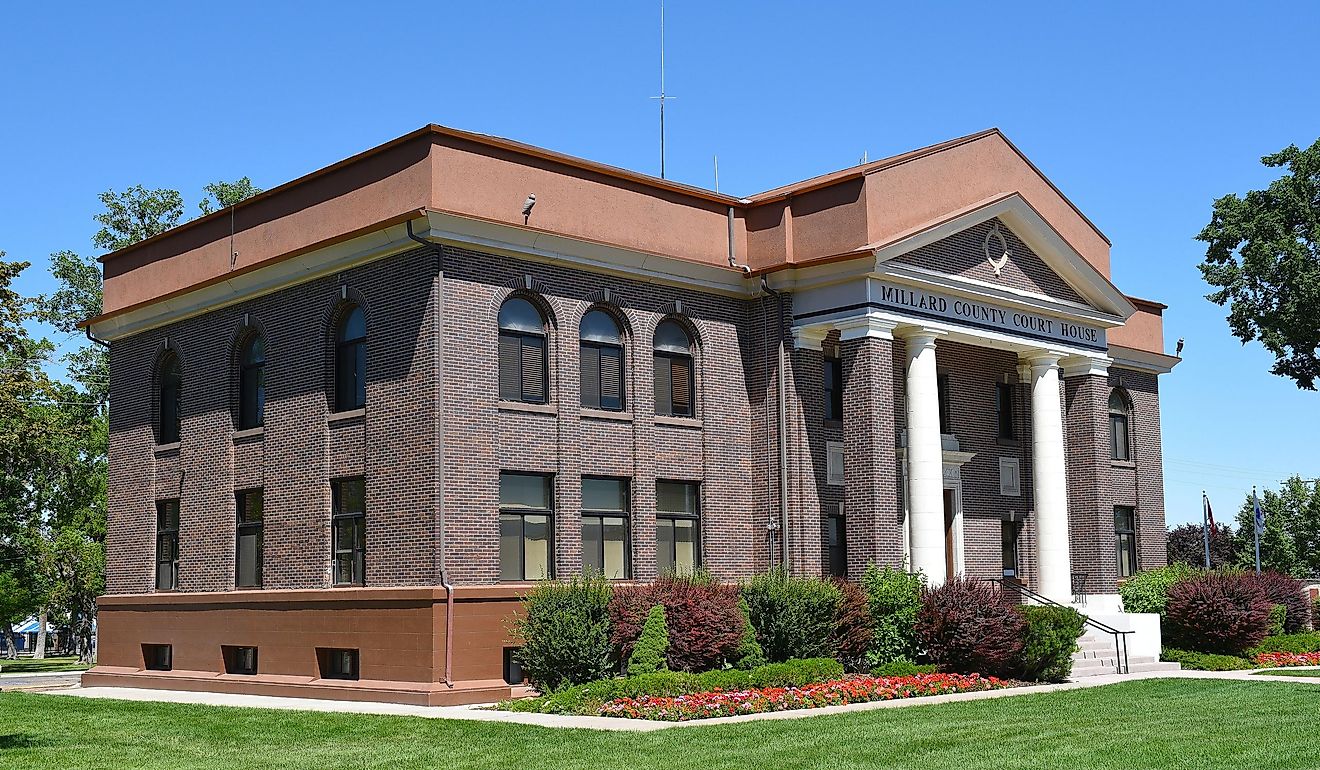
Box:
[579,303,631,411]
[1108,387,1133,461]
[652,314,701,418]
[323,290,370,413]
[151,342,185,445]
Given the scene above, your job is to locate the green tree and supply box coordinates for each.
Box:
[1197,137,1320,389]
[1232,478,1313,576]
[198,177,262,215]
[92,185,185,252]
[33,250,106,401]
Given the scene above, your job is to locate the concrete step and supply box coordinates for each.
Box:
[1128,661,1182,674]
[1069,657,1179,678]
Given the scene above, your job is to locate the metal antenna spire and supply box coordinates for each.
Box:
[649,0,675,178]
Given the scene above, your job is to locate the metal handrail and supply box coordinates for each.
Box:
[987,578,1133,675]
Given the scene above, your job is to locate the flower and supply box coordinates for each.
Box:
[1255,651,1320,668]
[598,672,1012,721]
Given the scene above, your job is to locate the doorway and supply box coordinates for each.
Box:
[943,489,957,579]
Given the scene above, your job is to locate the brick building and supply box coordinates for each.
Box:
[83,125,1178,704]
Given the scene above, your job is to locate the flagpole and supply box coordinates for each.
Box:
[1202,491,1211,569]
[1252,486,1262,575]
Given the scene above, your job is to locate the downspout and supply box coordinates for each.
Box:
[407,218,454,689]
[760,277,789,573]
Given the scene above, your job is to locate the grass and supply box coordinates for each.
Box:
[0,656,89,675]
[1254,668,1320,678]
[0,679,1317,769]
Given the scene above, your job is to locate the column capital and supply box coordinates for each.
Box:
[1059,354,1113,378]
[894,325,946,348]
[1019,349,1069,369]
[790,325,831,351]
[836,313,899,342]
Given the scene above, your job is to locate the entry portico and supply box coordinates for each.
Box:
[783,194,1134,604]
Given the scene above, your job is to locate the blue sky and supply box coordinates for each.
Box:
[3,1,1318,524]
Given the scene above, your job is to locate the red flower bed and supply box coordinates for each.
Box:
[1257,651,1320,667]
[598,672,1012,721]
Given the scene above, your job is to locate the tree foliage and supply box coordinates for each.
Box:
[1197,137,1320,389]
[198,177,262,215]
[92,185,185,252]
[1167,523,1238,569]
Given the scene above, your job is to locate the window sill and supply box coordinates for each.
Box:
[823,419,844,429]
[153,442,181,456]
[1110,459,1137,469]
[655,415,702,429]
[499,400,557,416]
[233,426,265,442]
[581,408,631,422]
[327,408,366,424]
[995,438,1020,447]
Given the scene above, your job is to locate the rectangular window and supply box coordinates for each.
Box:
[155,500,180,591]
[826,441,845,486]
[937,373,953,434]
[499,333,548,404]
[223,645,258,675]
[581,344,625,411]
[317,648,359,680]
[995,382,1016,440]
[1002,520,1021,579]
[998,457,1021,497]
[826,510,847,577]
[331,478,366,586]
[1115,506,1138,577]
[1110,413,1130,460]
[235,490,263,588]
[143,643,172,671]
[654,354,693,417]
[499,472,553,581]
[503,647,525,685]
[823,354,843,421]
[656,481,700,575]
[581,477,630,579]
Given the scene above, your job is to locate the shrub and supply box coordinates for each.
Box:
[511,573,614,691]
[1160,648,1255,671]
[861,564,925,666]
[1267,604,1288,637]
[870,659,938,677]
[1164,572,1271,655]
[626,605,669,675]
[916,576,1025,677]
[1314,597,1320,630]
[831,578,873,672]
[731,597,767,670]
[609,573,743,672]
[1241,571,1310,633]
[1246,632,1320,657]
[1118,563,1201,615]
[741,568,842,662]
[748,657,844,688]
[1017,606,1085,682]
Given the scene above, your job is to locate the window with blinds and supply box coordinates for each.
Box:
[155,499,180,591]
[235,489,263,588]
[580,309,625,411]
[653,320,694,417]
[499,297,548,404]
[331,478,366,586]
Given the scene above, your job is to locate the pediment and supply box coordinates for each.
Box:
[871,195,1135,319]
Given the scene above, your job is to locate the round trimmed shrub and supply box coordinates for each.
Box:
[1017,605,1085,682]
[1118,563,1201,615]
[860,564,925,666]
[609,573,744,672]
[1241,571,1310,633]
[741,568,843,663]
[626,604,669,675]
[1164,572,1272,655]
[512,573,614,691]
[915,575,1025,677]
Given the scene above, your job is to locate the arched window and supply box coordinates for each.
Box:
[158,352,182,444]
[498,297,548,404]
[238,334,266,430]
[653,320,693,417]
[1109,390,1131,461]
[335,306,366,412]
[580,309,625,411]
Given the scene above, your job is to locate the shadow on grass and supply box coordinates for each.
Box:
[0,733,47,749]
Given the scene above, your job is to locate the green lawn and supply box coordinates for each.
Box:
[0,656,89,675]
[1254,668,1320,678]
[0,679,1316,769]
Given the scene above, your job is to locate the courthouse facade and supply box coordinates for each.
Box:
[84,125,1177,704]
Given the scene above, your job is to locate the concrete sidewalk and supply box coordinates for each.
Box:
[42,668,1319,732]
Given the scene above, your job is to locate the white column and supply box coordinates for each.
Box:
[1025,351,1072,602]
[901,328,946,585]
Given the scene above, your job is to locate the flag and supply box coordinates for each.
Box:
[1253,490,1265,536]
[1205,495,1216,529]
